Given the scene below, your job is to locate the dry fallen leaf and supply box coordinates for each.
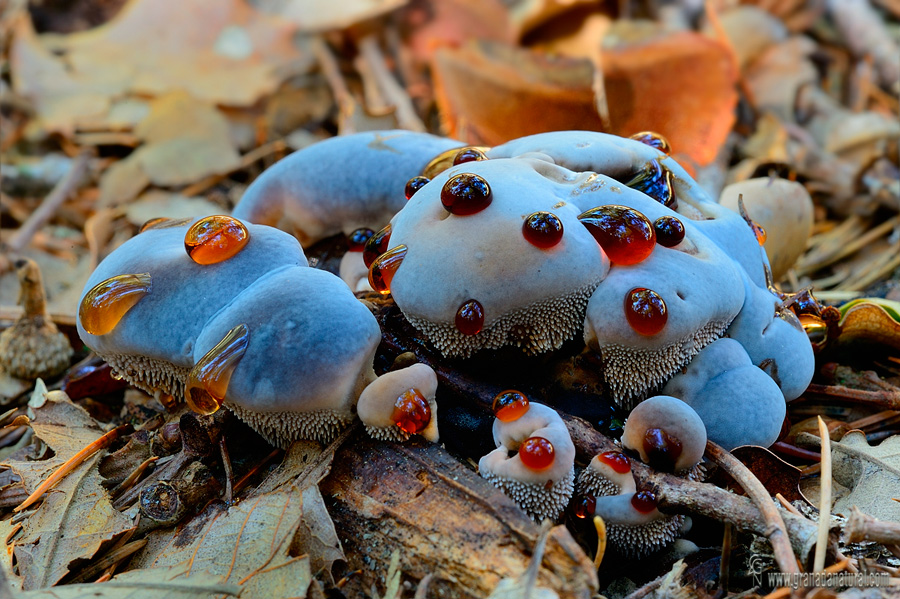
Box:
[18,565,240,598]
[3,390,133,590]
[255,0,408,31]
[836,299,900,350]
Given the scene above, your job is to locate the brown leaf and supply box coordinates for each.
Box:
[17,566,241,598]
[710,445,806,504]
[826,431,900,521]
[3,391,133,589]
[837,299,900,350]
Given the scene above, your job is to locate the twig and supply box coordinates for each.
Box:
[826,0,900,90]
[312,36,357,134]
[814,417,832,572]
[5,150,91,254]
[14,423,133,512]
[413,574,435,599]
[220,436,233,504]
[593,516,607,569]
[357,35,426,132]
[804,384,900,410]
[704,441,799,574]
[179,139,288,198]
[845,506,900,545]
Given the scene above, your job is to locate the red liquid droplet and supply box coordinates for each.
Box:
[629,131,671,154]
[391,388,431,434]
[184,216,250,265]
[185,323,249,415]
[519,436,555,470]
[573,494,597,519]
[347,228,374,252]
[405,176,430,200]
[599,451,632,474]
[492,390,530,422]
[625,160,676,208]
[455,299,484,336]
[441,173,492,216]
[624,288,668,336]
[653,216,685,247]
[363,224,392,268]
[578,205,655,265]
[631,490,658,514]
[522,212,564,249]
[368,245,407,295]
[753,223,767,246]
[643,428,683,472]
[80,273,152,335]
[452,147,488,165]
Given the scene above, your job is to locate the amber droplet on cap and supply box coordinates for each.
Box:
[522,212,564,249]
[455,299,484,336]
[185,323,249,415]
[347,228,374,252]
[452,147,488,165]
[799,313,828,345]
[441,173,492,216]
[492,390,530,422]
[642,428,683,472]
[631,490,658,514]
[139,217,193,233]
[629,131,671,155]
[363,224,392,268]
[519,436,555,470]
[80,273,152,335]
[625,160,676,208]
[184,216,249,265]
[578,205,655,265]
[368,245,407,295]
[405,176,430,200]
[599,451,631,474]
[653,216,685,247]
[624,288,668,336]
[573,494,597,519]
[391,388,432,435]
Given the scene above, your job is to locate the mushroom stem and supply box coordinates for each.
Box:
[15,259,50,320]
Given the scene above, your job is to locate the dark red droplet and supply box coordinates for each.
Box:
[368,245,407,295]
[456,299,484,336]
[452,147,488,165]
[573,494,597,519]
[642,428,683,472]
[599,451,631,474]
[492,390,529,422]
[441,173,492,216]
[522,212,564,249]
[391,388,431,434]
[578,205,655,265]
[363,224,392,268]
[631,490,658,514]
[624,288,668,336]
[405,176,430,200]
[519,436,555,470]
[653,216,685,247]
[625,160,676,208]
[347,228,374,252]
[629,131,671,154]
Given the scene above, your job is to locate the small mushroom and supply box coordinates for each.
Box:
[357,363,439,443]
[233,130,464,246]
[478,401,575,522]
[662,338,786,450]
[0,258,73,380]
[577,450,635,498]
[621,395,706,475]
[591,491,686,558]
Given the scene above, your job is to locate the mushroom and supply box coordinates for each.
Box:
[77,215,382,447]
[232,130,464,246]
[0,258,73,380]
[621,395,706,475]
[478,400,575,522]
[357,362,439,443]
[577,450,635,498]
[662,338,786,450]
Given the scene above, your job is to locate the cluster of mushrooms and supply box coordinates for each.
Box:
[76,129,816,556]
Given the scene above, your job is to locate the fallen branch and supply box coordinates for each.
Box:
[845,506,900,545]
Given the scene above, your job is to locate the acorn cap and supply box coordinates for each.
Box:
[357,362,439,443]
[621,395,706,474]
[478,402,576,521]
[662,338,786,450]
[389,158,610,358]
[233,130,463,246]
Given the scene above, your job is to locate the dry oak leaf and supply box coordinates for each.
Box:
[2,391,133,590]
[18,565,240,598]
[130,488,311,596]
[255,0,407,31]
[827,431,900,523]
[836,298,900,350]
[10,0,311,135]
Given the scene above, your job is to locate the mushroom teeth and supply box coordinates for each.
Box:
[622,395,707,474]
[478,403,576,522]
[662,338,786,450]
[592,493,685,559]
[233,130,464,246]
[357,362,439,443]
